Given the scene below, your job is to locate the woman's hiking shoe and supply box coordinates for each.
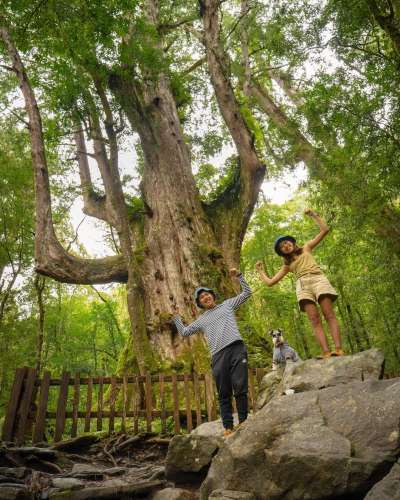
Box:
[223,428,234,438]
[316,351,332,360]
[334,348,345,356]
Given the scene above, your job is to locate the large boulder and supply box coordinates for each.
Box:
[201,378,400,499]
[280,348,384,394]
[364,460,400,500]
[165,434,222,483]
[255,369,283,410]
[165,415,239,483]
[256,348,384,410]
[151,487,197,499]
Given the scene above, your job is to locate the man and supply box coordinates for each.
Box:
[172,269,252,437]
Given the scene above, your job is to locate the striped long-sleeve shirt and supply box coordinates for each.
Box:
[173,274,252,356]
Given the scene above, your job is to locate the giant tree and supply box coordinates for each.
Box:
[0,0,265,373]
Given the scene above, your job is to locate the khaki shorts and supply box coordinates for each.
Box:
[296,273,338,311]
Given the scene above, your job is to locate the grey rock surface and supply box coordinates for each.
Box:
[191,415,239,439]
[0,468,29,480]
[256,348,385,411]
[280,348,384,395]
[70,463,104,480]
[166,434,221,482]
[255,369,283,410]
[201,378,400,500]
[209,490,256,499]
[364,460,400,500]
[151,486,197,499]
[0,484,30,499]
[51,477,84,490]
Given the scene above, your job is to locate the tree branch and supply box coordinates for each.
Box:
[158,16,197,33]
[269,70,305,107]
[74,127,111,224]
[0,25,128,285]
[367,0,400,55]
[200,0,265,261]
[247,79,320,168]
[182,56,207,75]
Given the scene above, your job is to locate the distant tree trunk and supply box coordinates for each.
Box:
[354,307,372,349]
[292,308,311,358]
[371,291,400,363]
[34,274,46,373]
[92,325,98,373]
[336,300,355,354]
[0,263,21,326]
[345,303,365,352]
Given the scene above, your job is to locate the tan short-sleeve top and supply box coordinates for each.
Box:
[288,251,322,280]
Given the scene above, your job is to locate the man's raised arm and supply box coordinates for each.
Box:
[225,269,252,310]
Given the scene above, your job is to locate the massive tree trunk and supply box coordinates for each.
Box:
[0,1,265,374]
[109,73,226,371]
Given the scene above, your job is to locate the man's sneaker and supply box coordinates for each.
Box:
[223,428,234,438]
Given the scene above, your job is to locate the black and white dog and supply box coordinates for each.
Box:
[269,329,300,370]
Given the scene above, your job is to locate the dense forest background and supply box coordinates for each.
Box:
[1,0,400,421]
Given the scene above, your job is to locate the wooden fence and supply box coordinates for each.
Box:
[1,367,267,445]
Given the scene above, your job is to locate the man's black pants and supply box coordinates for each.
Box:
[211,340,248,430]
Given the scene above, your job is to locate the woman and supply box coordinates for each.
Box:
[255,209,344,359]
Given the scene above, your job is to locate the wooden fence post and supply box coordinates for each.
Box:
[248,369,256,412]
[159,374,167,434]
[109,376,117,435]
[145,373,153,433]
[171,373,180,433]
[133,375,140,434]
[71,372,80,438]
[192,372,202,427]
[32,370,51,443]
[84,377,93,433]
[183,374,193,433]
[1,367,28,442]
[54,371,70,443]
[15,368,38,445]
[96,376,104,432]
[256,368,265,385]
[121,375,128,433]
[204,373,217,421]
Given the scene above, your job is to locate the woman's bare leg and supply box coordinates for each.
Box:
[319,295,342,349]
[302,301,330,353]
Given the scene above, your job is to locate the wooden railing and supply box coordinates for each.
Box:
[1,367,267,445]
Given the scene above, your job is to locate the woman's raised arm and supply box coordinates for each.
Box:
[255,261,290,286]
[303,209,330,251]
